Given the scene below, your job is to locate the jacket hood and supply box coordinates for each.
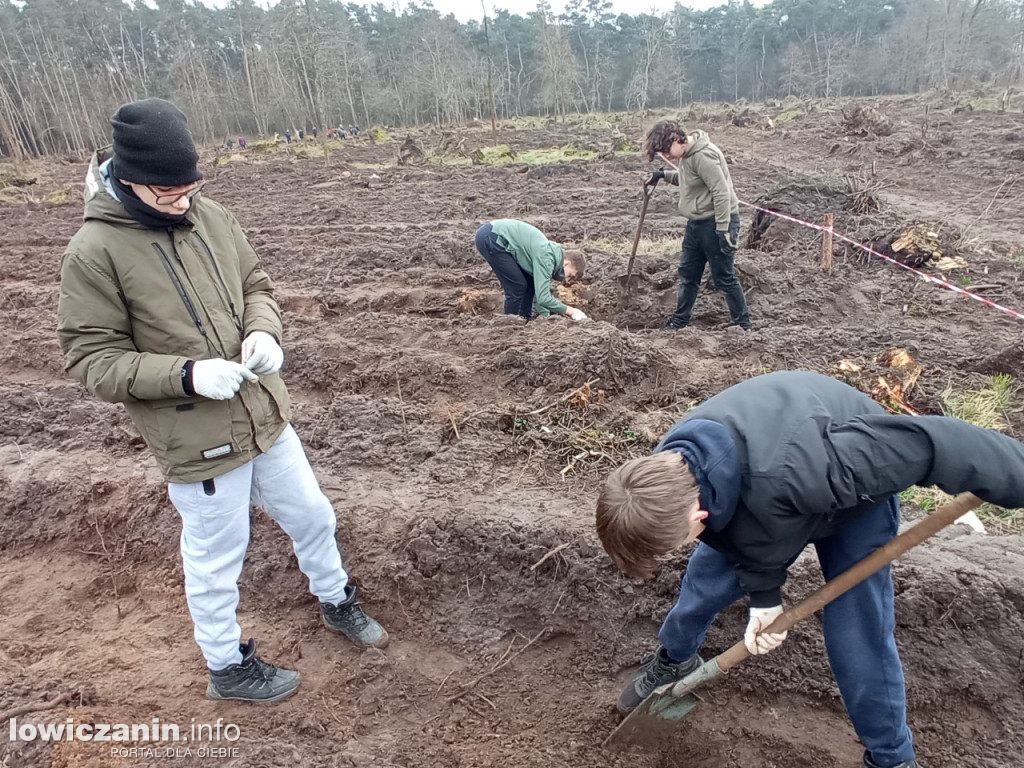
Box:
[82,149,200,229]
[685,130,709,156]
[82,150,135,226]
[552,243,566,282]
[655,418,740,531]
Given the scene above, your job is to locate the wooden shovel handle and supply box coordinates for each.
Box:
[712,492,982,674]
[625,182,655,278]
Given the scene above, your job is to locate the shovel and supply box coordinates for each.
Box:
[617,179,658,291]
[604,491,983,749]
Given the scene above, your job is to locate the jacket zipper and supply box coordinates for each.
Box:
[153,238,207,338]
[195,232,244,340]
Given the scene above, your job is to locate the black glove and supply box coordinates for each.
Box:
[717,230,738,256]
[649,168,665,185]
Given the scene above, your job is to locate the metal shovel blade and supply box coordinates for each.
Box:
[603,657,725,748]
[616,273,647,291]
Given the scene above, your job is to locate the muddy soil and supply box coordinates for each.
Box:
[2,97,1024,768]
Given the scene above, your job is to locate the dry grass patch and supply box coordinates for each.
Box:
[901,375,1024,534]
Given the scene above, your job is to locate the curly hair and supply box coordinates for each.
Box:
[595,451,699,579]
[644,120,686,162]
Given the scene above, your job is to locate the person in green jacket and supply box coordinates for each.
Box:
[474,219,589,321]
[57,98,388,703]
[644,121,750,331]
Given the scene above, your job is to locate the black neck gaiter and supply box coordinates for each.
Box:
[110,162,189,230]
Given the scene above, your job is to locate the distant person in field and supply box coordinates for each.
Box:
[238,136,246,149]
[311,126,318,139]
[644,120,750,331]
[57,98,389,704]
[285,128,292,143]
[226,138,234,151]
[598,370,1024,768]
[474,219,588,322]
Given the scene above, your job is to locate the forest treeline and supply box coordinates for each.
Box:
[1,0,1023,158]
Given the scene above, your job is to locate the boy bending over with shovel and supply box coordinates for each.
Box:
[474,219,588,322]
[597,370,1024,768]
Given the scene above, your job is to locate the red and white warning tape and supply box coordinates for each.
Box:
[655,153,1024,322]
[738,199,1024,322]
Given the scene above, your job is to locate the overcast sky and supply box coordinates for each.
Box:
[200,0,766,24]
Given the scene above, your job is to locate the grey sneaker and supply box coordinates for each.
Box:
[321,585,390,649]
[207,639,300,702]
[865,756,921,768]
[617,646,703,714]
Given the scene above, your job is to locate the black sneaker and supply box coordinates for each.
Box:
[207,639,300,702]
[321,585,390,649]
[865,756,921,768]
[661,320,687,330]
[617,646,703,714]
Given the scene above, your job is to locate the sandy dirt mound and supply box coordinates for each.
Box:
[3,99,1024,768]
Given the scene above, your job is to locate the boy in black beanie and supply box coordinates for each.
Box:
[58,98,390,702]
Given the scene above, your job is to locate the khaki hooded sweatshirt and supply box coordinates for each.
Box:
[663,130,739,231]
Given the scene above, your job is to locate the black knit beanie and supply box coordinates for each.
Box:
[110,98,202,186]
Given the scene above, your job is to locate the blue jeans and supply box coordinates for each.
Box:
[669,214,750,328]
[474,222,534,319]
[658,496,914,767]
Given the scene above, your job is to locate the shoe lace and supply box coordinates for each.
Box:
[344,603,370,630]
[250,655,278,682]
[638,652,672,689]
[330,599,369,630]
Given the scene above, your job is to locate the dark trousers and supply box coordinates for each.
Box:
[658,496,914,767]
[475,223,535,319]
[669,214,750,328]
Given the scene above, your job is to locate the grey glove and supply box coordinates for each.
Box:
[649,168,665,185]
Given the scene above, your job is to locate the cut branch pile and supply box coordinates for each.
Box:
[889,224,967,270]
[398,137,426,166]
[833,347,924,415]
[842,105,894,137]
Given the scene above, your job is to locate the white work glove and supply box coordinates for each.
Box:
[566,307,590,323]
[744,605,788,656]
[192,359,259,400]
[241,331,284,375]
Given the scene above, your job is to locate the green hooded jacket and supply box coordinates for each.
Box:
[57,151,291,483]
[490,219,567,316]
[663,130,739,231]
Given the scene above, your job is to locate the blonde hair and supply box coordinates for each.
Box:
[563,249,586,279]
[596,452,700,579]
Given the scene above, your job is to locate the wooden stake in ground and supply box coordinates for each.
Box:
[821,212,834,272]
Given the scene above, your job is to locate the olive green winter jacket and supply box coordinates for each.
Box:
[663,130,739,231]
[57,152,290,483]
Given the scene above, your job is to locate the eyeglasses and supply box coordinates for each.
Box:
[146,180,206,205]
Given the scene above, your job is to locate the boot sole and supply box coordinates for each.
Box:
[323,619,391,649]
[206,682,300,703]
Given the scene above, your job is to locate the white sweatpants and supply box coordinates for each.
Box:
[168,425,349,670]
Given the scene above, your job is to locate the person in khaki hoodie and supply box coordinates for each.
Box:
[644,120,750,330]
[57,98,388,703]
